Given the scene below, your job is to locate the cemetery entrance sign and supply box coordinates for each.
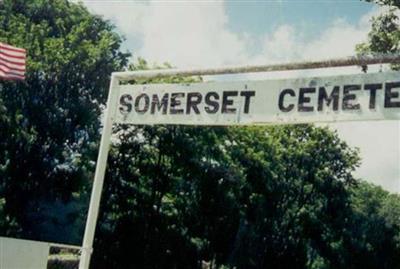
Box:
[117,72,400,125]
[78,56,400,269]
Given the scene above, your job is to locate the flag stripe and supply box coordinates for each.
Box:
[0,65,25,76]
[0,43,26,81]
[0,43,26,52]
[0,70,25,78]
[0,46,25,54]
[0,62,25,72]
[0,55,25,65]
[0,50,25,59]
[0,75,25,80]
[0,44,26,53]
[0,70,25,80]
[0,69,25,78]
[0,48,26,58]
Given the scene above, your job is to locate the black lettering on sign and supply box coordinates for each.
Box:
[298,87,315,112]
[342,85,361,110]
[205,92,220,114]
[278,89,295,112]
[222,91,238,114]
[384,82,400,108]
[151,93,169,114]
[119,94,133,114]
[134,93,150,114]
[170,92,185,114]
[318,86,339,111]
[364,83,382,109]
[240,91,255,114]
[186,92,202,114]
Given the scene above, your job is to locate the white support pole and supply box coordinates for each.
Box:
[398,120,400,193]
[79,75,119,269]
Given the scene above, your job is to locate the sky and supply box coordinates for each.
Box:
[81,0,399,193]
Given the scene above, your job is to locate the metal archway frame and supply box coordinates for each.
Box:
[78,54,400,269]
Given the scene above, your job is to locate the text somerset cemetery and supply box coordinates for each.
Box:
[119,81,399,115]
[116,72,400,125]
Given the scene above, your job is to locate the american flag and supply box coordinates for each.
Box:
[0,42,26,80]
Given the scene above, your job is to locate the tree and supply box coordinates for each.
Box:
[365,0,400,8]
[357,0,400,58]
[227,125,359,269]
[343,182,400,269]
[0,0,129,244]
[0,97,22,235]
[352,2,400,265]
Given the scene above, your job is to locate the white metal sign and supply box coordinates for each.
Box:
[116,72,400,125]
[0,237,49,269]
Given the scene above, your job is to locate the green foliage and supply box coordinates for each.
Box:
[344,182,400,268]
[93,120,364,268]
[357,0,400,69]
[0,0,129,244]
[365,0,400,8]
[227,125,359,269]
[0,96,24,235]
[352,5,400,267]
[357,9,400,55]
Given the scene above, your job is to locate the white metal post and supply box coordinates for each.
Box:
[398,120,400,193]
[79,75,119,269]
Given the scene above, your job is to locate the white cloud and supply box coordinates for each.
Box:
[82,1,392,68]
[82,1,399,193]
[82,1,392,67]
[304,19,366,59]
[83,1,149,36]
[330,121,399,193]
[258,25,300,63]
[255,17,369,65]
[84,0,251,68]
[139,1,252,67]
